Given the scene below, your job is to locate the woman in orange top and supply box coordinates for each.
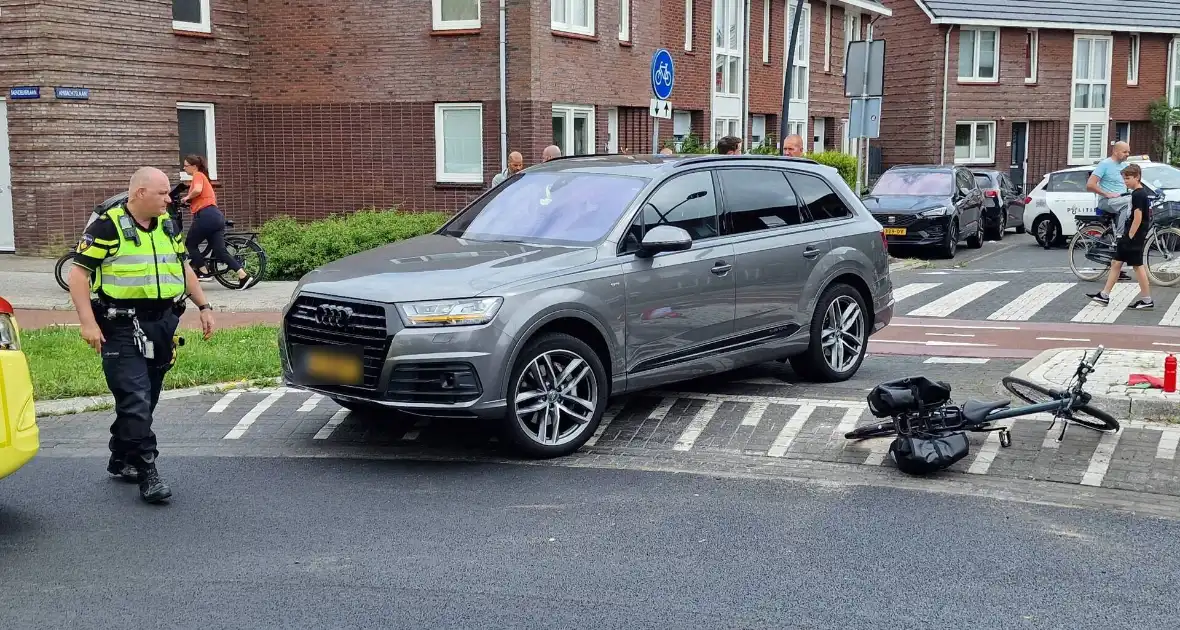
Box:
[182,155,250,288]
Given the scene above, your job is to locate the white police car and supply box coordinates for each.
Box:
[1023,156,1180,247]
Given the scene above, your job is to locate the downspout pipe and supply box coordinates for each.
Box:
[743,0,751,151]
[939,24,951,165]
[499,0,508,171]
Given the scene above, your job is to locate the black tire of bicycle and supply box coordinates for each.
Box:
[844,421,897,440]
[55,252,75,291]
[1145,226,1180,288]
[213,237,267,290]
[1067,225,1112,282]
[1002,376,1119,432]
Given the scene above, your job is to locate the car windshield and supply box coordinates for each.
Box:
[871,171,953,195]
[1141,164,1180,191]
[440,171,650,245]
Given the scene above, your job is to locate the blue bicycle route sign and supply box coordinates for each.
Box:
[650,49,675,100]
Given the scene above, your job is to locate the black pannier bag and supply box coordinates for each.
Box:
[889,431,971,475]
[866,376,952,418]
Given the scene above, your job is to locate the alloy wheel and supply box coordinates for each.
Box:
[820,295,865,374]
[513,349,599,447]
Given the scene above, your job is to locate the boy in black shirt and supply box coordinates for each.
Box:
[1087,163,1153,309]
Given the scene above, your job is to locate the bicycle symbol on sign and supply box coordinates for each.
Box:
[654,63,672,88]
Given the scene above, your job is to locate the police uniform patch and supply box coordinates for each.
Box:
[76,233,95,253]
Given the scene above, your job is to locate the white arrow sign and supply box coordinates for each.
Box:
[649,98,672,120]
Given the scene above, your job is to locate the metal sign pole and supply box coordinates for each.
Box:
[653,119,660,154]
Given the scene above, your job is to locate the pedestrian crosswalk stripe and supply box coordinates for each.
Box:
[987,282,1074,321]
[892,282,941,302]
[208,392,240,413]
[313,409,349,440]
[586,399,626,447]
[965,419,1014,475]
[1156,429,1180,460]
[767,404,815,457]
[907,281,1007,317]
[298,393,324,413]
[673,399,723,451]
[1071,283,1140,323]
[1160,294,1180,327]
[740,400,769,427]
[1080,430,1122,486]
[224,389,287,439]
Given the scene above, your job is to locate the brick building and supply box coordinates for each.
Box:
[0,0,889,255]
[876,0,1180,192]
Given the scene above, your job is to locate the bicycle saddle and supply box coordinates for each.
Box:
[961,398,1011,425]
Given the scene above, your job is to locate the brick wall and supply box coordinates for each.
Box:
[877,0,944,168]
[1111,33,1171,124]
[1,0,250,254]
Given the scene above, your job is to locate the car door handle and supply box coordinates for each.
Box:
[802,246,821,259]
[710,261,732,275]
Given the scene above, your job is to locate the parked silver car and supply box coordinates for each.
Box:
[279,154,895,458]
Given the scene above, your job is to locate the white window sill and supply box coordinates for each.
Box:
[1067,158,1102,166]
[552,24,595,37]
[954,158,995,165]
[436,174,484,185]
[1024,77,1037,84]
[172,20,211,33]
[957,77,999,84]
[434,20,481,31]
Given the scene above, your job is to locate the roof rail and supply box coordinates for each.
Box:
[673,154,819,168]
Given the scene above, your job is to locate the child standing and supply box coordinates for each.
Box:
[1087,163,1153,309]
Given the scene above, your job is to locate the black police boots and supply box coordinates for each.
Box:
[106,454,139,482]
[132,453,171,504]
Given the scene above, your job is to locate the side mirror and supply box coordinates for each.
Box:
[636,225,693,258]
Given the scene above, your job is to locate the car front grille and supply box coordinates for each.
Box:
[284,295,390,392]
[386,362,483,404]
[874,213,920,228]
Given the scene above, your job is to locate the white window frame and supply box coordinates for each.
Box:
[1072,34,1112,111]
[957,27,1000,82]
[1115,121,1131,145]
[762,0,770,64]
[685,0,693,51]
[1128,34,1140,86]
[672,110,692,150]
[432,0,481,31]
[1171,37,1180,108]
[751,114,767,147]
[1025,29,1038,84]
[713,0,744,98]
[552,0,595,36]
[1069,122,1108,164]
[823,2,831,72]
[714,117,740,143]
[842,10,860,75]
[176,102,218,180]
[953,121,995,165]
[172,0,211,33]
[788,120,806,140]
[552,103,596,157]
[618,0,630,41]
[434,102,484,184]
[787,2,810,102]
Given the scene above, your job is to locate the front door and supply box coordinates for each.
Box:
[1009,121,1028,191]
[607,107,619,154]
[0,99,15,252]
[620,170,736,377]
[812,117,825,152]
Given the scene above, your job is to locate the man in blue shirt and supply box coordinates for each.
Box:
[1087,141,1131,202]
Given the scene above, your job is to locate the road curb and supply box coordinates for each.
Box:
[35,377,283,418]
[1000,347,1178,424]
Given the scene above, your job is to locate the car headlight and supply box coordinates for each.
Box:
[919,206,951,218]
[0,313,21,351]
[396,297,504,327]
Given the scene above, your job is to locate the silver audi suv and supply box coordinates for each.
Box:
[279,154,895,458]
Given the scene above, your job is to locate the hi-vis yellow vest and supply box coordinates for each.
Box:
[93,206,187,300]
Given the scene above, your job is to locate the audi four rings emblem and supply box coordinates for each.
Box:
[315,304,353,328]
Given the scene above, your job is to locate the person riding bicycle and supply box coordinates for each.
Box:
[1086,142,1132,279]
[182,155,251,289]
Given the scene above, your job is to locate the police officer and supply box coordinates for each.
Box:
[66,166,216,503]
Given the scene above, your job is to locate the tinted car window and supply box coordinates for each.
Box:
[955,169,975,191]
[442,171,650,245]
[630,170,719,247]
[787,172,853,221]
[1047,171,1090,193]
[973,173,996,189]
[718,169,805,234]
[871,170,953,195]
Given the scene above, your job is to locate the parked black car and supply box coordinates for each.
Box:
[971,169,1027,240]
[861,165,986,258]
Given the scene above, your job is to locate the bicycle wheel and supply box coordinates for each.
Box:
[1145,226,1180,288]
[55,252,75,291]
[1001,376,1067,406]
[845,420,897,440]
[1064,404,1120,433]
[1067,225,1113,282]
[213,237,267,290]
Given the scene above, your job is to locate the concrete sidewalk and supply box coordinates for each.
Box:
[0,254,296,312]
[1006,347,1180,422]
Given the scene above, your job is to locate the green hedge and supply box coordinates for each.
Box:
[259,209,451,281]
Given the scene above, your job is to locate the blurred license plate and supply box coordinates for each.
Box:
[883,227,907,236]
[298,345,364,386]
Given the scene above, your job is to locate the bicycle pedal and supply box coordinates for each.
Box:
[998,429,1011,448]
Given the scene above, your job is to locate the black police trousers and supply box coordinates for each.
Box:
[97,308,181,466]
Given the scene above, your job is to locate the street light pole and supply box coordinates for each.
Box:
[780,0,806,152]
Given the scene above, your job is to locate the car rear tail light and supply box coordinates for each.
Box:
[880,229,888,249]
[1023,196,1032,205]
[984,189,998,197]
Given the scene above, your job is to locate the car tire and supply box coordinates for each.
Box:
[1014,221,1026,234]
[789,283,869,383]
[501,332,607,459]
[936,219,959,258]
[986,211,1006,241]
[1033,214,1060,249]
[966,216,985,249]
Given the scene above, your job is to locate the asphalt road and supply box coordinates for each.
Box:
[2,456,1177,629]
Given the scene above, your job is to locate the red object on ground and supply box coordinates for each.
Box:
[1165,354,1177,393]
[1128,374,1165,389]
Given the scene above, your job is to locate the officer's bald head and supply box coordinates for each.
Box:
[127,167,172,219]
